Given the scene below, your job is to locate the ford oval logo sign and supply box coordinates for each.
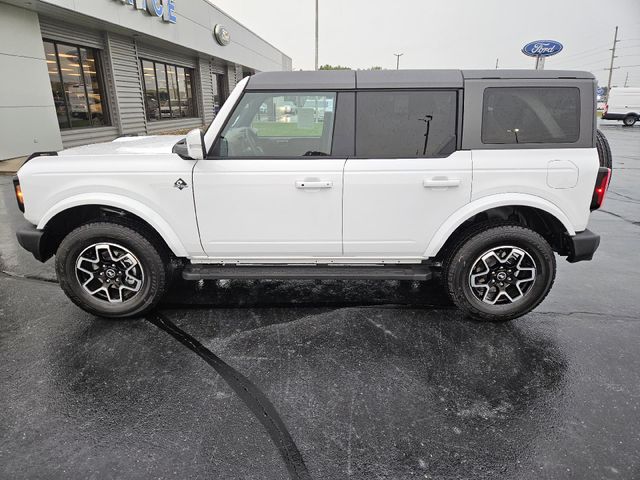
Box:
[214,24,231,46]
[522,40,563,57]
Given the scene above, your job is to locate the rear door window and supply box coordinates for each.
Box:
[355,90,458,158]
[482,87,580,144]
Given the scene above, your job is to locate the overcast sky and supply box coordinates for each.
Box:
[211,0,640,88]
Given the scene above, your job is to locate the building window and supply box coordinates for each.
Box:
[355,90,458,158]
[482,87,580,144]
[141,60,196,121]
[44,40,110,130]
[213,73,226,117]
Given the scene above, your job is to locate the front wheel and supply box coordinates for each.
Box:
[443,225,556,322]
[623,115,637,127]
[55,222,169,318]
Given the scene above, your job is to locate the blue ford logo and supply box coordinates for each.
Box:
[522,40,563,57]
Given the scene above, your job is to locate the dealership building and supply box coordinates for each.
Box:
[0,0,292,160]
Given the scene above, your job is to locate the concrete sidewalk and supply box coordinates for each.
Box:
[0,157,26,175]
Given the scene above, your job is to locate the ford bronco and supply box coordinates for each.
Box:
[13,70,612,321]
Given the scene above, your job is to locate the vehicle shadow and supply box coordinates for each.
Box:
[161,277,454,309]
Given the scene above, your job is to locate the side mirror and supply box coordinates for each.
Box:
[185,128,205,160]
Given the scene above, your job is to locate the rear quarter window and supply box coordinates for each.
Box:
[481,87,580,144]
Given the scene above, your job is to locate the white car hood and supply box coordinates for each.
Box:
[61,135,185,156]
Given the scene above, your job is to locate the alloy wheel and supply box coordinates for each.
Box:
[75,243,144,303]
[468,245,537,305]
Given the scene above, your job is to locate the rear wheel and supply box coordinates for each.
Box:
[443,225,556,322]
[55,222,169,318]
[623,115,637,127]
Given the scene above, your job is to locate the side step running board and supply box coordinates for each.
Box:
[182,264,433,281]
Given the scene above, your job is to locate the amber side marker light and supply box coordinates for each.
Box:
[13,176,24,213]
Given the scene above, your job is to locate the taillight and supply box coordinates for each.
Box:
[603,104,608,115]
[13,176,24,212]
[590,167,611,211]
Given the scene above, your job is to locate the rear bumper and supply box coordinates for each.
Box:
[565,229,600,263]
[601,113,626,121]
[16,222,51,262]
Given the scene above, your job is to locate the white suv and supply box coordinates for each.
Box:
[13,70,612,321]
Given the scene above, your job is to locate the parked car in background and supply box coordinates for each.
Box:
[303,97,334,121]
[602,87,640,126]
[14,70,612,322]
[278,101,297,115]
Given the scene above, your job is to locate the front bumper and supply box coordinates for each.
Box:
[565,229,600,263]
[16,222,51,262]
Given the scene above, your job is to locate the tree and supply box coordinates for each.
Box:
[319,64,351,70]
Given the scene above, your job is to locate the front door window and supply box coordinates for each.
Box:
[212,92,336,157]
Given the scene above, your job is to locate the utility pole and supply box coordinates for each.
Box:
[495,58,499,69]
[394,53,403,70]
[606,26,620,101]
[314,0,318,70]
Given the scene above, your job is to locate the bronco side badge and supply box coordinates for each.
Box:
[174,178,188,190]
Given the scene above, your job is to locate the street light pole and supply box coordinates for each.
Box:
[314,0,319,70]
[394,53,403,70]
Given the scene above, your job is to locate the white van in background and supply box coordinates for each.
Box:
[603,87,640,126]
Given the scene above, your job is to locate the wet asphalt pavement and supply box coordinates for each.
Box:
[1,123,639,479]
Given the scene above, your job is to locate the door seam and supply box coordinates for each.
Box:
[341,157,348,256]
[191,160,207,256]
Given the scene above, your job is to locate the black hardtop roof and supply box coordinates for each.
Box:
[246,69,595,90]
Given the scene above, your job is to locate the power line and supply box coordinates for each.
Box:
[555,44,611,62]
[550,31,640,81]
[560,51,610,63]
[561,57,611,69]
[616,45,640,51]
[554,39,639,66]
[565,52,640,69]
[553,57,610,70]
[562,49,609,62]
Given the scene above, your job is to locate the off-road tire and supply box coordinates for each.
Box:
[443,224,556,322]
[55,222,169,318]
[596,128,613,172]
